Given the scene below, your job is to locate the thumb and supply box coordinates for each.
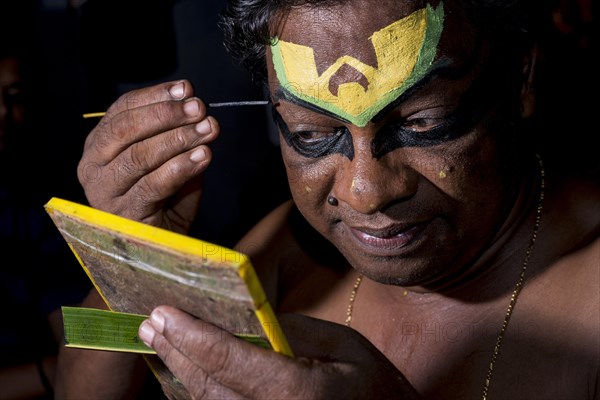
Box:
[277,313,373,361]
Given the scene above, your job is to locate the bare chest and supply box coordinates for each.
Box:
[352,299,592,399]
[281,274,595,400]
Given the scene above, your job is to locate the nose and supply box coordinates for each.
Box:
[334,136,418,214]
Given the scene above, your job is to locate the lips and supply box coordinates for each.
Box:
[347,220,430,254]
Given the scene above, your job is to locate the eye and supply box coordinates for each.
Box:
[293,126,346,143]
[372,108,460,156]
[270,108,353,159]
[402,117,447,133]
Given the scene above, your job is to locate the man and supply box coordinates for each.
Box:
[55,0,599,398]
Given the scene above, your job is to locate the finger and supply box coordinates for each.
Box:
[106,80,194,117]
[139,306,309,399]
[99,145,212,222]
[278,313,372,361]
[124,115,218,180]
[146,338,247,400]
[84,96,209,166]
[159,176,204,232]
[86,116,218,197]
[79,114,219,218]
[279,314,421,399]
[82,79,194,157]
[86,145,212,222]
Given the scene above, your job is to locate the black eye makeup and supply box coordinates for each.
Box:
[272,54,500,162]
[370,62,499,158]
[271,106,355,160]
[371,106,473,158]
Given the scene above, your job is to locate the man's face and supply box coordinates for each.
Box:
[267,0,522,287]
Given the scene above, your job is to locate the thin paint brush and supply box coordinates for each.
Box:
[82,100,271,119]
[208,100,269,108]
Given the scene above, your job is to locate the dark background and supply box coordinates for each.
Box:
[0,0,597,398]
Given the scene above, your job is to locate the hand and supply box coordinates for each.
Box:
[138,306,422,399]
[77,80,219,234]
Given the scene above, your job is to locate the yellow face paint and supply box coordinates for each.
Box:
[271,2,445,127]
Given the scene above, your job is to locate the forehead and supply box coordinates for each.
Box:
[280,1,427,48]
[267,1,479,117]
[274,0,475,59]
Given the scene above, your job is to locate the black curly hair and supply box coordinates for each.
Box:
[219,0,537,83]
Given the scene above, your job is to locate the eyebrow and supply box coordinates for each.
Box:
[272,35,484,125]
[272,61,466,125]
[370,60,472,122]
[372,36,484,122]
[273,87,352,124]
[370,58,503,158]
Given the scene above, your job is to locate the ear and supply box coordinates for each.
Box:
[520,45,538,119]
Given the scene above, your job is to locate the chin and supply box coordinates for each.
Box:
[344,251,453,287]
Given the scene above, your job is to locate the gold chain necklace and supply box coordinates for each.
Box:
[344,155,545,399]
[345,274,363,326]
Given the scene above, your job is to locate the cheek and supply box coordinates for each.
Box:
[392,144,464,203]
[281,142,339,218]
[425,131,511,227]
[406,126,508,211]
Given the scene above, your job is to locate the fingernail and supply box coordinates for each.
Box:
[151,310,166,334]
[184,99,199,117]
[190,147,206,162]
[138,320,155,346]
[195,119,212,135]
[169,82,185,99]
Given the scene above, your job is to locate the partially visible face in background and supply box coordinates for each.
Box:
[0,56,25,154]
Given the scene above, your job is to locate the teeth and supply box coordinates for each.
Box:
[361,224,420,239]
[366,227,408,238]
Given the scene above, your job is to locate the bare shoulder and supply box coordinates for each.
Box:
[547,173,600,227]
[527,172,599,373]
[234,199,297,257]
[542,173,599,256]
[542,235,599,396]
[545,236,599,313]
[538,173,599,316]
[233,200,298,303]
[512,174,600,398]
[234,200,350,313]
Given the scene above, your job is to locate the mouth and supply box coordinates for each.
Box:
[347,220,431,255]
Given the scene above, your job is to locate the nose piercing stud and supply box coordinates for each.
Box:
[327,196,339,206]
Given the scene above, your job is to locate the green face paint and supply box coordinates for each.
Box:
[271,2,445,127]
